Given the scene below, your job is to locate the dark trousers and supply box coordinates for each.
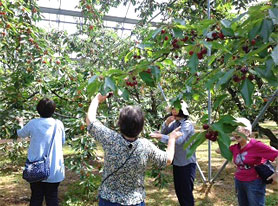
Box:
[173,163,196,206]
[30,182,60,206]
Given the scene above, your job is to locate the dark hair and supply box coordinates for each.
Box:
[175,109,189,119]
[36,98,56,118]
[118,106,144,138]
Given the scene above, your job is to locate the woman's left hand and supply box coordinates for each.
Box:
[96,93,108,103]
[150,131,162,139]
[267,171,278,183]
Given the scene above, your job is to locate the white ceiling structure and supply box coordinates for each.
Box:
[36,0,165,37]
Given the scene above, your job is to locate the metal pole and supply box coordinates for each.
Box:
[158,83,169,106]
[210,89,278,182]
[251,89,278,128]
[207,0,212,182]
[196,161,207,183]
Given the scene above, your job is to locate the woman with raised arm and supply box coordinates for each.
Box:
[86,93,182,206]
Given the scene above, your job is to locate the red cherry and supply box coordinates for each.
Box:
[218,33,224,40]
[212,32,218,39]
[248,74,255,80]
[189,51,194,56]
[146,68,151,73]
[132,76,136,80]
[203,124,209,130]
[240,67,248,74]
[161,29,166,34]
[107,92,113,98]
[182,36,188,42]
[89,25,94,30]
[251,39,256,46]
[205,132,212,139]
[201,48,207,55]
[233,75,241,83]
[175,55,179,59]
[164,36,169,41]
[197,52,203,59]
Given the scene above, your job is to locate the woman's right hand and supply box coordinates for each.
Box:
[169,127,182,139]
[165,116,175,126]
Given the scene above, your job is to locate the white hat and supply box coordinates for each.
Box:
[181,100,189,115]
[235,117,252,133]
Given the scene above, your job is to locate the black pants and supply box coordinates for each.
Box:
[173,163,196,206]
[30,182,60,206]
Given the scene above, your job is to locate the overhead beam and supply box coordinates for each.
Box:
[39,7,160,26]
[40,19,133,31]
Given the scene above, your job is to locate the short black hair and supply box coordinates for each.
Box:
[36,98,56,118]
[118,106,144,138]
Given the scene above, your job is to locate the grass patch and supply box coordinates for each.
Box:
[0,137,277,206]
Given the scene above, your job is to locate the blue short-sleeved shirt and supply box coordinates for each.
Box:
[17,117,65,183]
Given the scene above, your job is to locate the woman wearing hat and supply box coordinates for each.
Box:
[229,117,278,206]
[150,101,196,206]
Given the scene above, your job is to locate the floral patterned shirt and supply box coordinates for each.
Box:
[88,120,167,205]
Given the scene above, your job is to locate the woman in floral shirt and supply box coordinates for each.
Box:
[86,93,182,206]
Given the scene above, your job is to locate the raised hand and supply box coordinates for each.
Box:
[169,127,182,139]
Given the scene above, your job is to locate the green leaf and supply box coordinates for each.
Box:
[248,22,261,41]
[137,43,153,49]
[183,132,206,151]
[118,88,129,100]
[187,53,199,74]
[216,68,235,87]
[163,59,174,66]
[173,27,183,38]
[213,94,228,110]
[186,134,206,159]
[139,71,155,87]
[104,77,116,91]
[124,51,133,63]
[240,79,254,106]
[151,66,161,82]
[269,8,278,25]
[152,27,163,39]
[205,72,223,90]
[255,67,278,87]
[260,19,273,42]
[88,75,98,85]
[174,19,186,26]
[221,19,232,28]
[271,45,278,65]
[217,132,232,161]
[87,78,100,97]
[221,27,234,36]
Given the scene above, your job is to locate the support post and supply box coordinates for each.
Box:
[207,0,212,182]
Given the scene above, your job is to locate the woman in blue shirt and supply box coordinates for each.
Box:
[150,101,196,206]
[17,98,65,206]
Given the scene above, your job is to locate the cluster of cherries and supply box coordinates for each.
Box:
[203,124,218,142]
[232,66,255,83]
[125,76,138,87]
[206,31,225,42]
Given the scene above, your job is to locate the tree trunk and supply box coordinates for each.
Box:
[257,125,278,149]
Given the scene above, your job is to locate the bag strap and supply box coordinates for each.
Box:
[46,120,57,158]
[101,146,136,185]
